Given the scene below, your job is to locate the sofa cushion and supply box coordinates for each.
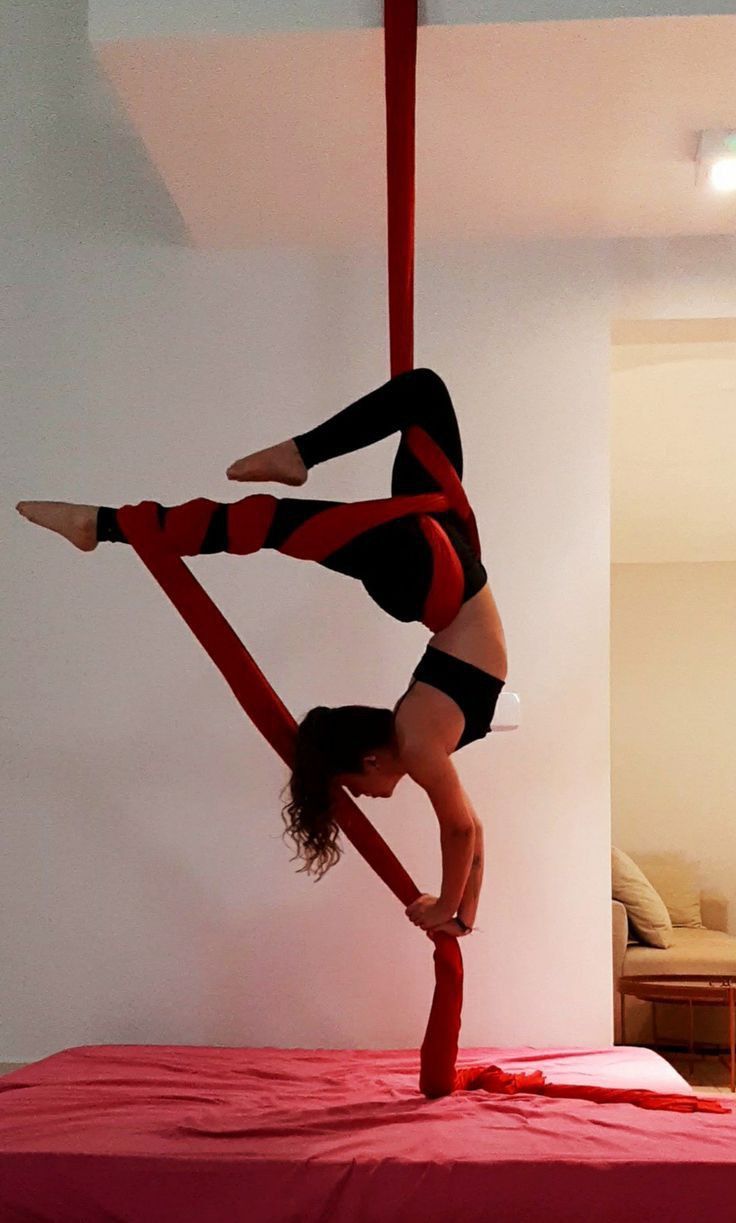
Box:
[622,926,736,976]
[629,851,703,928]
[612,846,673,949]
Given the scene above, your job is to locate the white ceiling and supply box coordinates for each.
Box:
[95,15,736,248]
[611,321,736,564]
[89,1,734,40]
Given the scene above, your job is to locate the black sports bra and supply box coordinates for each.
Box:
[394,645,505,751]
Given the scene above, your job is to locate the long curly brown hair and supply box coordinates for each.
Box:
[281,704,395,879]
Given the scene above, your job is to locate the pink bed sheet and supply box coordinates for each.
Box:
[1,1043,734,1222]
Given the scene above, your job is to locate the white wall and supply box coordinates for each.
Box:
[614,236,736,320]
[3,2,615,1062]
[611,563,736,929]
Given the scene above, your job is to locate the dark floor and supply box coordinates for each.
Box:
[657,1047,734,1095]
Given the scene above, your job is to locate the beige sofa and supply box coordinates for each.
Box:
[613,889,735,1048]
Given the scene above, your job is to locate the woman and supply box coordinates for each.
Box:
[16,368,507,940]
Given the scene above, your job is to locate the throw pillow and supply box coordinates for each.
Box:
[632,851,703,928]
[611,846,673,949]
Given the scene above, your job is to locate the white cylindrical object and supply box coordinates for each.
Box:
[492,690,521,732]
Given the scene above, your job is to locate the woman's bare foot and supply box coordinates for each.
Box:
[226,439,307,486]
[16,501,99,552]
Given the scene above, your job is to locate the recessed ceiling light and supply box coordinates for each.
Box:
[710,159,736,193]
[696,130,736,193]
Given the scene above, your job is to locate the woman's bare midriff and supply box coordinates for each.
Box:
[393,584,508,756]
[429,584,508,681]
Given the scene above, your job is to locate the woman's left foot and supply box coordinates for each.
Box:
[226,439,307,486]
[16,501,99,552]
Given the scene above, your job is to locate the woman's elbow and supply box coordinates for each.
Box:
[445,818,474,839]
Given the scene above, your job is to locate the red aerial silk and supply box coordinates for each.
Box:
[385,0,416,377]
[113,0,726,1114]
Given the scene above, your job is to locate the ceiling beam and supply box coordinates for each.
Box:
[89,2,734,43]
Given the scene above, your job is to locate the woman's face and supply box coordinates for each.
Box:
[337,753,404,800]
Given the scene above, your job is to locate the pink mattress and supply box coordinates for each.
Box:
[1,1043,734,1222]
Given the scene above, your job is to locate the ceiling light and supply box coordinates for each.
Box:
[710,158,736,193]
[696,130,736,193]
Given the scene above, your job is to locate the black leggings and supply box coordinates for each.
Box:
[98,368,485,624]
[293,366,463,494]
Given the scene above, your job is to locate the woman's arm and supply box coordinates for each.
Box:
[403,747,475,928]
[457,793,484,929]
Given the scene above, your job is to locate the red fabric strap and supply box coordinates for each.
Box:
[385,0,417,377]
[226,494,278,555]
[406,426,482,559]
[280,491,448,560]
[416,515,465,633]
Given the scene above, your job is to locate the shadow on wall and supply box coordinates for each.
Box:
[3,0,188,245]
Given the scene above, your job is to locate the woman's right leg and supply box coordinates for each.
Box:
[293,368,464,497]
[292,366,480,563]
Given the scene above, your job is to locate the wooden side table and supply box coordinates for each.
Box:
[619,973,736,1092]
